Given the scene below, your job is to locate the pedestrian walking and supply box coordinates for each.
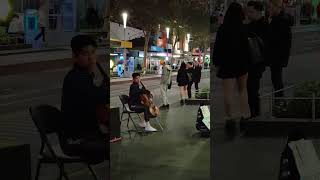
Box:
[265,0,293,97]
[193,61,202,93]
[246,1,268,118]
[160,60,172,108]
[177,62,188,105]
[213,2,251,132]
[186,62,194,99]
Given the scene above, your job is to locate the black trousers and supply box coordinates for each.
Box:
[61,135,109,164]
[270,66,284,97]
[194,82,199,92]
[247,67,264,117]
[129,104,149,122]
[187,82,193,98]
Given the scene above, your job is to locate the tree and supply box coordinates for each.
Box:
[187,0,210,61]
[165,0,210,54]
[110,0,169,71]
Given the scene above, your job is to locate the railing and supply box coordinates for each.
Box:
[260,83,319,121]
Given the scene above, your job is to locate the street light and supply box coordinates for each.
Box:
[122,12,128,29]
[166,27,170,62]
[122,12,128,77]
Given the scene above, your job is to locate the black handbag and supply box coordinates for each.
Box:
[248,33,265,65]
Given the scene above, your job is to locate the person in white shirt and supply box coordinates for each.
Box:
[160,60,172,108]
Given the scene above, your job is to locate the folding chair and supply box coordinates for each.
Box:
[119,95,164,132]
[29,104,100,180]
[119,95,142,133]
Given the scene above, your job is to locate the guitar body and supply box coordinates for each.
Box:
[140,88,160,117]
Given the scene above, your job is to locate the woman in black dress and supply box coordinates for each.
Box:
[213,2,251,128]
[177,62,188,104]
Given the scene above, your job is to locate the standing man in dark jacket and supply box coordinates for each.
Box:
[60,35,108,164]
[186,62,194,99]
[246,1,268,118]
[193,61,202,93]
[266,0,293,97]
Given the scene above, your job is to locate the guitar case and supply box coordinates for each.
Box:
[196,105,210,137]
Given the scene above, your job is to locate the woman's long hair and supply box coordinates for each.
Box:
[223,2,244,28]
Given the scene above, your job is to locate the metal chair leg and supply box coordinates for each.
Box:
[35,160,42,180]
[126,114,130,129]
[88,164,99,180]
[156,117,164,131]
[57,163,69,180]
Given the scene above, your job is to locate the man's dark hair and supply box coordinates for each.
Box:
[187,62,193,65]
[247,1,264,12]
[71,35,97,56]
[132,73,140,79]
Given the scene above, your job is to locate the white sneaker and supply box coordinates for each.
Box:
[138,121,147,128]
[145,122,157,132]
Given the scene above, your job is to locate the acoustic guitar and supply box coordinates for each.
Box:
[140,80,160,117]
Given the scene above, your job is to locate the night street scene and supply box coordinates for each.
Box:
[211,0,320,179]
[109,0,210,179]
[0,0,108,180]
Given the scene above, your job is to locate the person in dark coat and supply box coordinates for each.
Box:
[193,61,202,93]
[246,1,268,118]
[186,62,194,99]
[265,0,293,97]
[177,62,188,104]
[213,2,251,129]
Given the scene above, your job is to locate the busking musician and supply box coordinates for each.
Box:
[129,73,158,132]
[60,35,109,164]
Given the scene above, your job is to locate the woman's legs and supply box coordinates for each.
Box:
[179,86,184,100]
[236,73,251,118]
[184,86,188,99]
[222,78,234,119]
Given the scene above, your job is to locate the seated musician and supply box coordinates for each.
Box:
[129,73,157,132]
[59,35,109,164]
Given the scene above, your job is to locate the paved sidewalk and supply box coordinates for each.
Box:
[111,104,210,180]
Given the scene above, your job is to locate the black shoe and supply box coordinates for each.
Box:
[166,104,169,108]
[239,117,250,132]
[160,105,167,109]
[225,119,236,138]
[180,100,184,105]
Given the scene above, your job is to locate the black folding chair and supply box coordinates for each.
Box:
[119,95,164,133]
[119,95,142,133]
[29,105,100,180]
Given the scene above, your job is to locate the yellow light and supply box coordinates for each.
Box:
[0,0,10,20]
[110,60,114,69]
